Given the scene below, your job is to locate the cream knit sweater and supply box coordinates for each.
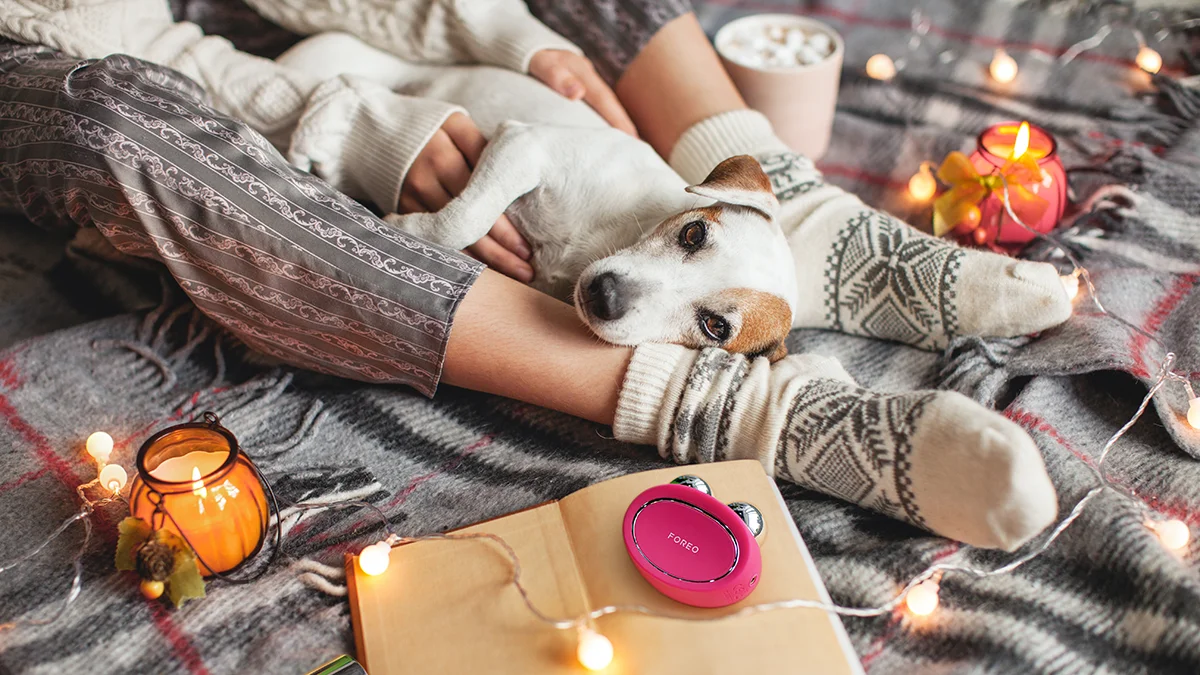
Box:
[0,0,580,211]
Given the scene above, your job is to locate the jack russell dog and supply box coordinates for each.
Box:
[278,33,798,361]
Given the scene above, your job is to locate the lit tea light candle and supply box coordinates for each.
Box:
[128,413,270,576]
[962,120,1067,247]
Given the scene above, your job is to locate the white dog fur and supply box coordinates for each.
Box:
[278,33,799,359]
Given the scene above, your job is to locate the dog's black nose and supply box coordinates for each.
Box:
[585,272,628,321]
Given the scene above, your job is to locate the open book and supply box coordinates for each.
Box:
[346,460,863,674]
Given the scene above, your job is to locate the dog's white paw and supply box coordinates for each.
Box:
[382,211,450,245]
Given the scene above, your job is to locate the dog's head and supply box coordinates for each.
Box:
[574,155,797,361]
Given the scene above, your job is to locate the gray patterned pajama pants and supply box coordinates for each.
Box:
[0,1,690,395]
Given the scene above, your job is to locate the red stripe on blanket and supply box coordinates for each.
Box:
[817,163,909,190]
[1129,274,1197,379]
[1138,493,1200,528]
[1007,407,1200,524]
[0,352,22,389]
[0,392,85,490]
[388,434,494,508]
[0,466,48,495]
[151,603,213,675]
[703,0,1187,75]
[1005,408,1094,468]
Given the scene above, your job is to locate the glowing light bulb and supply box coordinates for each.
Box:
[86,431,114,464]
[908,164,937,201]
[358,541,391,576]
[905,580,939,616]
[1148,519,1190,551]
[866,54,897,81]
[990,49,1018,84]
[1188,397,1200,430]
[1061,271,1080,302]
[1136,46,1162,74]
[98,464,127,493]
[576,627,614,671]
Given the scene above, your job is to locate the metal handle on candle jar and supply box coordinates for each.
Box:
[130,411,283,583]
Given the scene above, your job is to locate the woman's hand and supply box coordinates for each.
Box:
[529,50,637,136]
[400,113,534,283]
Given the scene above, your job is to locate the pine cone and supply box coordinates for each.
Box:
[135,540,177,582]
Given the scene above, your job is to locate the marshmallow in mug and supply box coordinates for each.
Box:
[722,23,835,68]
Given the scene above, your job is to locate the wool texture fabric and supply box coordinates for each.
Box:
[614,344,1059,550]
[2,1,1200,674]
[0,43,484,397]
[0,0,578,213]
[670,109,1074,350]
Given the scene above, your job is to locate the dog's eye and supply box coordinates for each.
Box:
[700,313,730,342]
[679,221,707,250]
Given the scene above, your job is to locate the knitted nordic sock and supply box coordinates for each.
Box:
[670,110,1072,351]
[614,344,1058,551]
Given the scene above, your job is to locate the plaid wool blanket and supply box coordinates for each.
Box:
[2,1,1200,673]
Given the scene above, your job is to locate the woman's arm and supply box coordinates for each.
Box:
[240,0,580,73]
[443,269,632,425]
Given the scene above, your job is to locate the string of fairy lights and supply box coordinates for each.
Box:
[1,5,1197,672]
[343,8,1200,670]
[335,176,1199,673]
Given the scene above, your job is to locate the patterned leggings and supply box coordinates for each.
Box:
[0,1,691,395]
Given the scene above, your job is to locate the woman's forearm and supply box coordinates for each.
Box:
[442,269,631,425]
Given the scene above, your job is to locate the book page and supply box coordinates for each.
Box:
[558,460,861,674]
[347,503,591,674]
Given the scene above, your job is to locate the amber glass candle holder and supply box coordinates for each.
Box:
[129,412,270,577]
[966,121,1067,247]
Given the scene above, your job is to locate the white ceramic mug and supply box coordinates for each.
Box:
[714,14,845,161]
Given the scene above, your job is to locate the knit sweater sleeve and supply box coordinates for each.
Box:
[240,0,581,73]
[151,23,461,212]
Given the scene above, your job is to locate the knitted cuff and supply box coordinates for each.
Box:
[288,76,464,213]
[612,343,697,447]
[668,109,793,184]
[466,7,583,73]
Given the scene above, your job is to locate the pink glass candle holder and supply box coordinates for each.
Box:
[965,121,1066,247]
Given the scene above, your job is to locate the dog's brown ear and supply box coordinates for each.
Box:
[723,289,792,361]
[685,155,779,221]
[767,341,788,362]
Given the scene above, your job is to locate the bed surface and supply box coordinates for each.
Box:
[2,1,1200,673]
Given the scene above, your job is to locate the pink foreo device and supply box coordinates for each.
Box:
[622,484,762,608]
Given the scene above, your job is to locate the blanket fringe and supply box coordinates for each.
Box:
[255,401,328,460]
[294,558,347,597]
[938,336,1027,405]
[1155,73,1200,122]
[93,300,329,462]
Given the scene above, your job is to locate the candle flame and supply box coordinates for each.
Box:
[1012,121,1030,160]
[191,465,207,499]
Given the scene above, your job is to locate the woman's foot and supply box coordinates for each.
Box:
[669,110,1073,351]
[614,344,1058,551]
